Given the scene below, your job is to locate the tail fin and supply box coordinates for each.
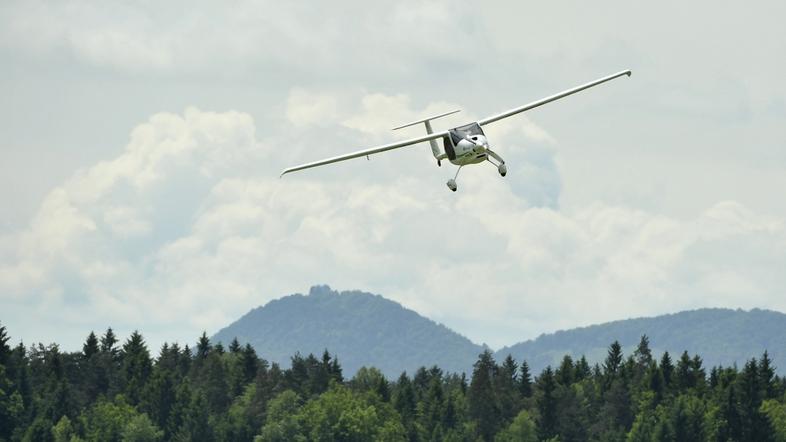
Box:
[393,109,460,159]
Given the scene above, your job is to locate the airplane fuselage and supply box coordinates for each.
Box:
[449,135,490,166]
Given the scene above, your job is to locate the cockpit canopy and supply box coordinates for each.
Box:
[443,122,485,160]
[448,123,485,146]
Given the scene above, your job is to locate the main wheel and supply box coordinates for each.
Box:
[447,179,457,192]
[498,164,507,177]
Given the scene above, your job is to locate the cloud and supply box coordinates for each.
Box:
[0,0,479,77]
[286,89,340,127]
[1,100,785,351]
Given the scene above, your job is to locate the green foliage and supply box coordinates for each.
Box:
[258,386,405,441]
[120,413,163,442]
[762,398,786,442]
[4,319,786,442]
[51,415,77,442]
[79,396,162,442]
[494,410,537,442]
[256,390,303,442]
[469,350,501,441]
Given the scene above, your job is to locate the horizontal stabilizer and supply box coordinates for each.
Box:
[392,109,461,130]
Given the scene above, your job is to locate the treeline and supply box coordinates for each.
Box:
[2,324,786,441]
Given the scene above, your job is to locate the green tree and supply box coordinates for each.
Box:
[468,350,501,441]
[229,338,241,354]
[120,332,152,405]
[761,398,786,442]
[80,396,140,442]
[392,373,417,440]
[120,413,163,442]
[604,341,624,382]
[660,352,674,391]
[494,410,537,442]
[536,366,558,441]
[0,365,24,441]
[496,355,520,423]
[256,390,303,442]
[51,415,76,442]
[518,360,533,398]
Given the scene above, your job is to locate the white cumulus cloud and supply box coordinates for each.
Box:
[1,101,785,352]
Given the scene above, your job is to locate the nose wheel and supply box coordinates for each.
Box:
[498,163,507,177]
[446,166,463,192]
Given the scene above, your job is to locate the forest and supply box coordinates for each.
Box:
[2,322,786,441]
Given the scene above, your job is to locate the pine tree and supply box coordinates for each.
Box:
[760,351,776,400]
[196,332,211,361]
[80,331,102,404]
[97,327,120,397]
[468,350,501,441]
[676,351,693,391]
[603,341,624,392]
[141,367,177,431]
[393,372,416,418]
[418,376,445,439]
[329,356,343,383]
[719,382,743,442]
[660,351,674,389]
[229,338,241,354]
[286,352,309,397]
[100,328,118,356]
[518,360,533,398]
[604,341,623,378]
[82,331,99,360]
[0,324,12,366]
[738,358,774,441]
[200,351,230,413]
[575,356,591,382]
[633,335,653,368]
[497,354,520,422]
[120,331,152,405]
[536,366,558,440]
[556,355,574,385]
[241,344,259,386]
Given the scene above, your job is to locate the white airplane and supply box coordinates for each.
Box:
[282,70,631,191]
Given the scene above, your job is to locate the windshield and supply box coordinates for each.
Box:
[449,123,484,145]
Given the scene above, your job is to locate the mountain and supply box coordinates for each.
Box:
[496,308,786,375]
[212,285,484,378]
[215,286,786,378]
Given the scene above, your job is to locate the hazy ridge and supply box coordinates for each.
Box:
[214,285,786,376]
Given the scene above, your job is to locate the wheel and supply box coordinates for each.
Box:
[498,164,507,177]
[447,179,457,192]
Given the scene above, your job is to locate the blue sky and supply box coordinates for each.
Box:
[1,0,785,351]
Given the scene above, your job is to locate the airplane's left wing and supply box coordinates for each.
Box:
[477,70,631,126]
[281,131,448,176]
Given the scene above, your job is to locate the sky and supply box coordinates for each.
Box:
[1,0,785,352]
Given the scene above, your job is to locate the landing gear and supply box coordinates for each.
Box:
[487,149,507,177]
[446,166,463,192]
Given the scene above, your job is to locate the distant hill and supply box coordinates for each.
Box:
[214,286,786,378]
[212,285,485,378]
[496,308,786,375]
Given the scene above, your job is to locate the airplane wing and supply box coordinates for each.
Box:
[280,131,448,176]
[477,70,631,126]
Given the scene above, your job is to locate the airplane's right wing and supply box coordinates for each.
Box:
[281,131,448,177]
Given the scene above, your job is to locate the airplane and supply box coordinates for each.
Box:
[281,70,631,191]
